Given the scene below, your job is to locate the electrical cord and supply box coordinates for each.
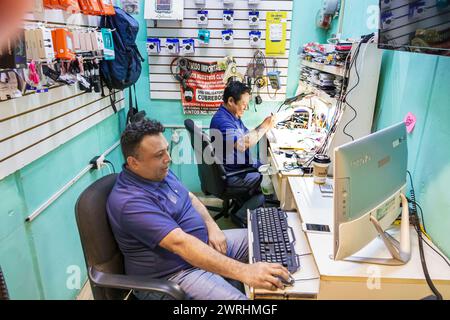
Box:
[104,163,113,175]
[103,160,116,173]
[341,35,376,141]
[313,51,352,155]
[407,170,426,232]
[407,198,427,235]
[404,173,449,268]
[276,100,287,113]
[414,217,443,300]
[341,40,364,141]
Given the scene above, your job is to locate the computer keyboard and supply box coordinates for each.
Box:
[249,207,300,273]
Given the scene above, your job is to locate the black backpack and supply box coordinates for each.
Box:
[100,6,144,90]
[99,6,145,122]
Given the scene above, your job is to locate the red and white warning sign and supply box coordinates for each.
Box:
[180,59,225,115]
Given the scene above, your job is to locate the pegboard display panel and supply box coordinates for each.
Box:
[147,0,293,102]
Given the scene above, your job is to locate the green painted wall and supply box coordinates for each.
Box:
[2,0,448,300]
[135,0,327,192]
[0,110,125,299]
[328,0,450,257]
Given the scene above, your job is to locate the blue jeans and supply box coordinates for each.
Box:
[134,229,249,300]
[227,172,265,226]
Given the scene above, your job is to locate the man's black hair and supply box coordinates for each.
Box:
[121,118,165,160]
[223,81,251,105]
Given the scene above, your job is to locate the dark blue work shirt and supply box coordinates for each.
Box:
[210,105,259,172]
[106,167,208,278]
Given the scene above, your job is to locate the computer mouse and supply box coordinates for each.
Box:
[278,274,295,286]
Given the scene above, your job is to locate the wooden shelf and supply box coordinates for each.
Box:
[301,60,346,78]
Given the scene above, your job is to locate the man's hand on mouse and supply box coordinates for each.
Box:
[242,262,291,290]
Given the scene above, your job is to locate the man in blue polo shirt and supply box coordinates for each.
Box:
[107,119,290,300]
[210,81,276,225]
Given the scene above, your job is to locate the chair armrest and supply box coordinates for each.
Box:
[89,267,187,300]
[223,167,258,179]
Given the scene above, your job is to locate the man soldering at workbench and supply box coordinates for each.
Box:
[210,81,276,226]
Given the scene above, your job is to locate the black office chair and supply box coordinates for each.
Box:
[75,174,186,300]
[184,119,261,224]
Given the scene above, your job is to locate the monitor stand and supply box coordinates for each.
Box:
[344,193,411,266]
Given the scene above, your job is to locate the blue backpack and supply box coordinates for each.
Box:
[99,7,144,91]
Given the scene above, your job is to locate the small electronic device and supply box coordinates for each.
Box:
[181,39,195,55]
[145,0,183,20]
[198,29,211,44]
[319,183,333,194]
[223,10,234,26]
[147,38,161,54]
[267,70,281,90]
[155,0,172,13]
[249,31,261,47]
[166,38,180,54]
[249,11,260,26]
[197,10,208,25]
[222,30,234,45]
[255,76,266,89]
[302,223,331,233]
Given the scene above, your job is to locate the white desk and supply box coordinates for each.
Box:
[266,128,321,210]
[286,176,450,300]
[248,128,450,299]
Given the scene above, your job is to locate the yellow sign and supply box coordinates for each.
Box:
[265,11,287,56]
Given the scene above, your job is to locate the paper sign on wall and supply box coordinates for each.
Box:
[265,11,287,56]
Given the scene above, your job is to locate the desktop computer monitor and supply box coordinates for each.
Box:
[333,122,411,265]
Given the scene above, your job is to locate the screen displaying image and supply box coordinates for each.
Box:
[379,0,450,56]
